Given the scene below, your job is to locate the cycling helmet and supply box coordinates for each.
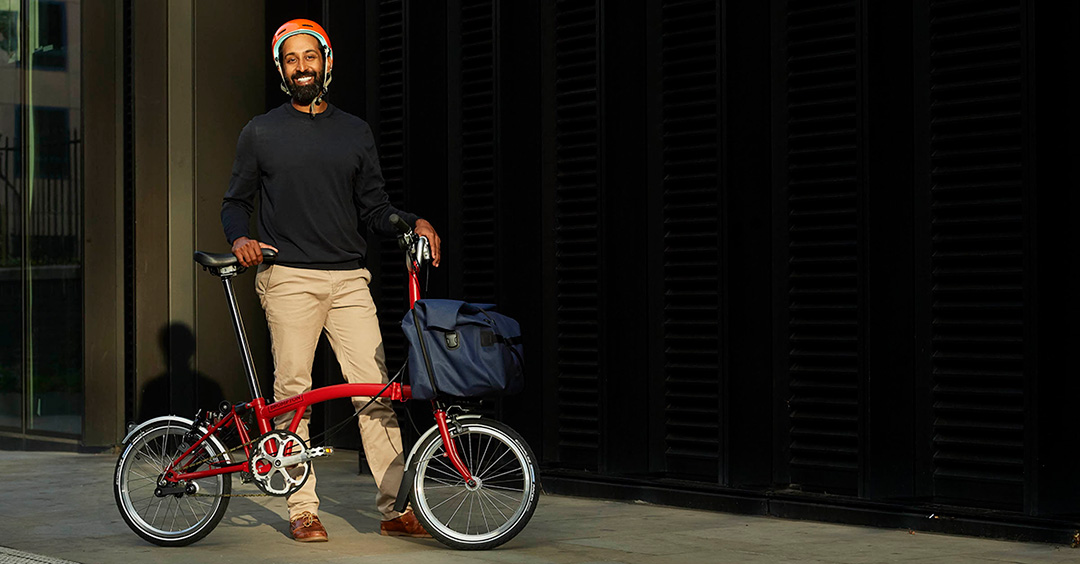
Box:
[272,19,334,98]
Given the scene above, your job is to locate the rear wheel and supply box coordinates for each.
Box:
[114,420,231,546]
[409,418,538,550]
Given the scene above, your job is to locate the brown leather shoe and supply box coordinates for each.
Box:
[380,510,432,538]
[290,511,328,542]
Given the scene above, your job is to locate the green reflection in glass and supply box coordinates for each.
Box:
[25,0,82,435]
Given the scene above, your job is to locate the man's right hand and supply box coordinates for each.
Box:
[231,236,278,267]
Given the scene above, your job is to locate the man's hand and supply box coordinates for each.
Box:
[231,236,278,267]
[414,219,442,267]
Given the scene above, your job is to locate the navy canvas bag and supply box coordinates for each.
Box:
[401,299,524,401]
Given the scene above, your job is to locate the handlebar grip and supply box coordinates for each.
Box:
[262,248,277,263]
[389,213,412,234]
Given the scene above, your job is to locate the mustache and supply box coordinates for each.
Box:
[291,70,318,81]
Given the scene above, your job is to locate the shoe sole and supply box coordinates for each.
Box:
[380,530,432,538]
[293,534,328,542]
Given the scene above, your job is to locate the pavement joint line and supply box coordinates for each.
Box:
[0,547,82,564]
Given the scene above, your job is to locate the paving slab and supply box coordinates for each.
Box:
[0,450,1074,564]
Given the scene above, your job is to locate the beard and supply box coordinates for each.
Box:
[289,70,323,105]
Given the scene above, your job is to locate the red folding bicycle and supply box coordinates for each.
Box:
[113,217,538,550]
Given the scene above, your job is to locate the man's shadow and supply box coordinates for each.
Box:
[139,322,225,421]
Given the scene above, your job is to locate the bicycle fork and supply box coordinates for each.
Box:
[394,409,476,514]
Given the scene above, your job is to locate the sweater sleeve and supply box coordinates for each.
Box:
[354,121,420,236]
[221,121,260,244]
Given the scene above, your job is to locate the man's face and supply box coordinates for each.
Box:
[281,34,324,105]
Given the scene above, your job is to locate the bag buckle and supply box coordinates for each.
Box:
[445,331,460,349]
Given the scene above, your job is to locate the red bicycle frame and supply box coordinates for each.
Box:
[170,236,474,486]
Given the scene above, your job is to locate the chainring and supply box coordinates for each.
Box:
[250,430,311,497]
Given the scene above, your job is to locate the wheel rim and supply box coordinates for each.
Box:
[414,424,533,544]
[118,427,225,540]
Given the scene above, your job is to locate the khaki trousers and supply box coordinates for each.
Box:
[255,265,406,521]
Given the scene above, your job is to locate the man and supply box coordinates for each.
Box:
[222,19,439,542]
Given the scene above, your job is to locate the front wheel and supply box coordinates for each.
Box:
[409,418,539,550]
[114,420,231,546]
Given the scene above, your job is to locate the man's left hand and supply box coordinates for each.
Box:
[414,219,442,267]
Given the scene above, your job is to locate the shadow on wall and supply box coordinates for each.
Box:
[138,322,225,422]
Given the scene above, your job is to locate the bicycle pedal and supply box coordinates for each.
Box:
[306,446,333,459]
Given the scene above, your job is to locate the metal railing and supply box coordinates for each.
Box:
[0,130,83,266]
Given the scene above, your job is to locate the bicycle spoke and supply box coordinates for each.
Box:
[428,487,469,512]
[477,448,513,479]
[477,486,509,518]
[477,434,496,477]
[128,468,158,482]
[426,458,464,481]
[478,486,517,513]
[466,492,476,533]
[444,487,471,524]
[479,465,524,484]
[479,479,524,488]
[482,488,525,508]
[424,476,464,487]
[478,489,492,532]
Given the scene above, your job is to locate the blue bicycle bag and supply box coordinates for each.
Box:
[402,299,524,401]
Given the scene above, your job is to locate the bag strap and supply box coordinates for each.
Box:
[478,308,525,374]
[410,308,441,395]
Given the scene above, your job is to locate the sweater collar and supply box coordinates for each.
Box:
[283,101,336,120]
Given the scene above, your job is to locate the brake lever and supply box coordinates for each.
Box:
[417,236,431,264]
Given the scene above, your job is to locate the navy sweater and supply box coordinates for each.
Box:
[221,103,419,270]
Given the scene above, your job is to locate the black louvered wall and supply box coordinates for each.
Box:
[657,0,722,480]
[458,0,498,304]
[925,0,1026,509]
[340,0,1062,533]
[782,0,862,493]
[552,0,602,469]
[375,0,409,361]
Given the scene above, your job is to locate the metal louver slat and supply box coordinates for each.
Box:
[784,0,860,491]
[553,0,600,467]
[459,0,498,304]
[927,0,1024,509]
[659,0,721,479]
[376,0,408,360]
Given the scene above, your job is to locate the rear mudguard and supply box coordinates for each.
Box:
[122,415,231,462]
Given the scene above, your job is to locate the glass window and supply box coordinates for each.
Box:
[0,0,22,432]
[0,0,83,437]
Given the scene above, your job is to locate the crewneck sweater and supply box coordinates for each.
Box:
[221,103,418,270]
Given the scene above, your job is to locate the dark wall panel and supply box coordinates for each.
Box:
[775,0,864,495]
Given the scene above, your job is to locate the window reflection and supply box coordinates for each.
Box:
[0,0,83,437]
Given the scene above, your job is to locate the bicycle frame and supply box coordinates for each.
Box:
[170,232,475,487]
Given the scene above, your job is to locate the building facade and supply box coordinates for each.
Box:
[1,0,1077,541]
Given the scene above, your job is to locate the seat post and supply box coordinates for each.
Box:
[221,274,264,401]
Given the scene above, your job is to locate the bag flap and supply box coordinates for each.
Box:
[414,300,501,331]
[418,299,466,331]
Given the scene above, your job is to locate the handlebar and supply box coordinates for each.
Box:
[390,214,432,268]
[390,213,412,234]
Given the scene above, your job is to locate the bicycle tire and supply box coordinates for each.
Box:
[409,418,538,550]
[114,420,231,546]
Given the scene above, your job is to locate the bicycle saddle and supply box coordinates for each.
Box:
[193,249,277,268]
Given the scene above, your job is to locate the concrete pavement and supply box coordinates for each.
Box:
[0,449,1076,563]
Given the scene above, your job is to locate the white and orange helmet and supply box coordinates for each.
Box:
[272,19,334,96]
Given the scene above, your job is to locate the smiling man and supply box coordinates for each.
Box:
[221,19,439,543]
